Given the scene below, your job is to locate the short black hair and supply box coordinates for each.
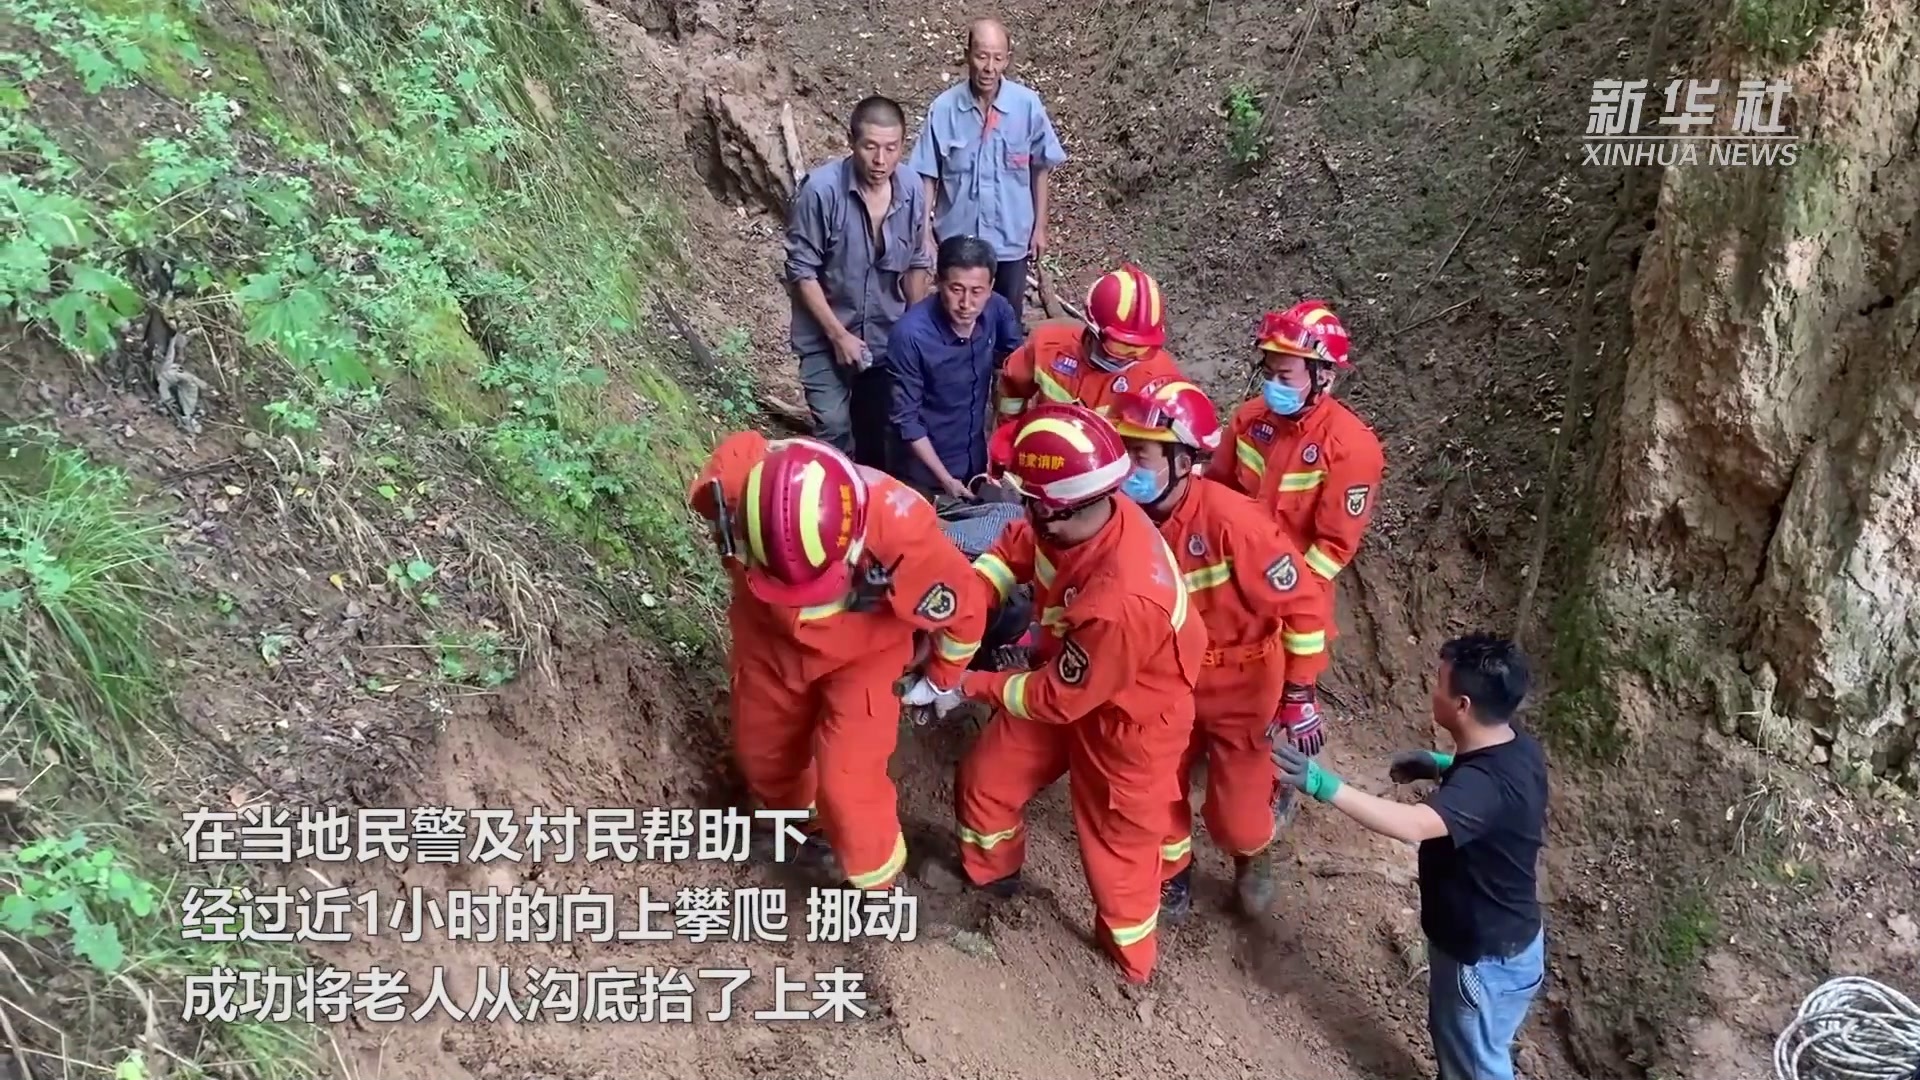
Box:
[937,235,997,280]
[849,96,906,141]
[1439,633,1530,723]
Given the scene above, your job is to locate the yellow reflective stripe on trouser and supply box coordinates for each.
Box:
[1161,836,1192,862]
[1110,910,1158,948]
[1278,470,1325,492]
[1304,543,1344,579]
[959,823,1020,850]
[1283,629,1326,656]
[935,631,980,664]
[1235,438,1265,476]
[974,553,1015,599]
[1001,672,1033,719]
[1183,560,1230,592]
[1034,369,1076,403]
[847,833,908,889]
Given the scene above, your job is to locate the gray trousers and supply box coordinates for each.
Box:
[797,349,893,471]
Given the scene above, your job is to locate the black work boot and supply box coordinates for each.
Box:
[978,871,1024,898]
[1159,866,1193,924]
[1234,849,1278,916]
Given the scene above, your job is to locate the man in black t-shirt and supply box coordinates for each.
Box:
[1272,633,1547,1080]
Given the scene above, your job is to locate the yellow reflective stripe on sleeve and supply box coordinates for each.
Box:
[797,598,849,621]
[846,833,908,889]
[1109,910,1158,948]
[1277,470,1325,492]
[1304,543,1345,579]
[1235,438,1266,476]
[1039,605,1069,633]
[935,632,981,664]
[1182,560,1231,592]
[1283,629,1326,656]
[974,553,1015,599]
[1001,672,1033,720]
[1161,836,1192,863]
[1034,368,1076,403]
[997,396,1026,415]
[959,824,1021,850]
[1035,551,1057,589]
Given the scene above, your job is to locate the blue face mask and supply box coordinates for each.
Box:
[1121,464,1168,504]
[1262,377,1306,416]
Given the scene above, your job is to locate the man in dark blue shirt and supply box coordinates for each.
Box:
[885,235,1025,500]
[1272,633,1549,1080]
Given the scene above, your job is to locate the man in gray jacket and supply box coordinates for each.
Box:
[784,95,933,469]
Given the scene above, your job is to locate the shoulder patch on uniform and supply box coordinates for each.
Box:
[1187,534,1207,558]
[1051,356,1080,377]
[1252,421,1276,445]
[1061,586,1079,608]
[1265,553,1299,592]
[1056,637,1090,686]
[1112,375,1129,394]
[1302,443,1320,465]
[914,583,958,622]
[1346,484,1371,518]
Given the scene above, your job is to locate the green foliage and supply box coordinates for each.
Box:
[0,830,158,973]
[1730,0,1845,63]
[1222,82,1265,168]
[0,427,175,783]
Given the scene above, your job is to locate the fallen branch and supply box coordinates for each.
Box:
[654,290,812,435]
[0,997,32,1080]
[1028,268,1083,324]
[1390,295,1478,337]
[779,102,805,184]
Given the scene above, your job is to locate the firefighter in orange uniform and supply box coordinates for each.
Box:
[936,402,1208,985]
[986,265,1186,470]
[1205,301,1385,810]
[689,432,990,892]
[1108,376,1331,918]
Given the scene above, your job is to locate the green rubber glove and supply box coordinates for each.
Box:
[1273,741,1343,803]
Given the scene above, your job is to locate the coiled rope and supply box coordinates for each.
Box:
[1774,976,1920,1080]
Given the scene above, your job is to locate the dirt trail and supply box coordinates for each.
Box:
[292,0,1650,1074]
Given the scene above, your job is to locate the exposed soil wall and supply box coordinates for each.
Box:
[1601,0,1920,790]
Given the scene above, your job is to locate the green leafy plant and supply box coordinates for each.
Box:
[1223,82,1266,168]
[0,831,159,973]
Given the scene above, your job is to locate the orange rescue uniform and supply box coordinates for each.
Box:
[955,500,1208,983]
[1150,477,1331,872]
[1205,395,1386,662]
[690,431,991,891]
[996,321,1186,422]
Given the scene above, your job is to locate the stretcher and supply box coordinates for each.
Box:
[932,492,1036,672]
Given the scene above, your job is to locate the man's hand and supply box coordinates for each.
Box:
[1028,223,1049,260]
[1272,742,1343,804]
[1388,749,1454,784]
[1267,683,1325,757]
[940,474,974,501]
[831,330,869,370]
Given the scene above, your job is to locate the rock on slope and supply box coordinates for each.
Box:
[1602,0,1920,789]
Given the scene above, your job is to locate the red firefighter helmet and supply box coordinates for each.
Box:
[740,438,870,607]
[1255,300,1351,368]
[1085,264,1168,350]
[1110,376,1224,454]
[999,402,1131,511]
